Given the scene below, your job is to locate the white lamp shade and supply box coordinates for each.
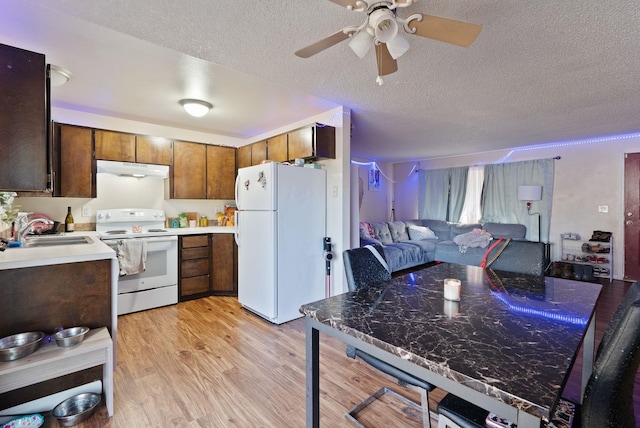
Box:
[518,185,543,201]
[370,9,398,43]
[180,99,212,117]
[386,33,410,59]
[348,30,373,59]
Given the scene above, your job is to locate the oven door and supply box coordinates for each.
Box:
[104,235,178,293]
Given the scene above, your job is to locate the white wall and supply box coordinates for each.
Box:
[390,133,640,280]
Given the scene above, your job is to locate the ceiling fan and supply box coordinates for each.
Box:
[295,0,482,84]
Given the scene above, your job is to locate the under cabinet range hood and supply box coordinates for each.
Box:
[96,160,169,178]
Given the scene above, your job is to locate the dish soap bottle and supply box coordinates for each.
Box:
[64,206,74,232]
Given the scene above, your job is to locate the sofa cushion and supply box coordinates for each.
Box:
[422,219,452,240]
[408,225,438,240]
[483,222,526,240]
[381,242,426,272]
[450,223,481,237]
[388,221,410,242]
[371,222,393,245]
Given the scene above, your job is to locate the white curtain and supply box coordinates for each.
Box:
[458,166,484,224]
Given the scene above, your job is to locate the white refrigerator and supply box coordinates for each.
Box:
[235,162,327,324]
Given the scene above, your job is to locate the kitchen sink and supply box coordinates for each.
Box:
[22,235,94,247]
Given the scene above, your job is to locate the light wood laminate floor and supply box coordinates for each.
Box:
[43,278,638,427]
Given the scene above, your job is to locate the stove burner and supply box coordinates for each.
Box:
[147,229,168,233]
[105,230,127,234]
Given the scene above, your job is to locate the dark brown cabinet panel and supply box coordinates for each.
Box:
[179,234,211,300]
[267,134,288,163]
[136,135,172,165]
[237,145,252,169]
[211,234,237,295]
[288,124,335,161]
[251,140,267,165]
[172,141,207,199]
[53,123,95,198]
[207,145,236,200]
[94,130,135,162]
[0,44,48,191]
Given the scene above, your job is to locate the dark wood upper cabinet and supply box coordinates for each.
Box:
[251,140,267,165]
[0,43,49,191]
[172,141,207,199]
[288,124,335,161]
[206,145,236,200]
[136,136,172,165]
[237,145,252,169]
[267,134,288,163]
[94,130,135,162]
[53,123,95,198]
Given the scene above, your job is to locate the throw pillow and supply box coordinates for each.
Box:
[408,225,438,240]
[359,222,375,239]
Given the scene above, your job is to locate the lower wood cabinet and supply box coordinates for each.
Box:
[179,233,237,301]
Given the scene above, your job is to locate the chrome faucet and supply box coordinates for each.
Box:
[16,215,55,243]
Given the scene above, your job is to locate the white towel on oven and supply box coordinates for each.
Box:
[116,239,147,276]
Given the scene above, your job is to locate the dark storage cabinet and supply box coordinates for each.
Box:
[0,43,49,191]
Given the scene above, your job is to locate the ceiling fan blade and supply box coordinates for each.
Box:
[326,0,360,8]
[375,43,398,76]
[408,14,482,47]
[295,30,352,58]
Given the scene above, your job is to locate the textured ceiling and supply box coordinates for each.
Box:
[2,0,640,162]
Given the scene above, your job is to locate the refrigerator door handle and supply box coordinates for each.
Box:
[234,210,239,246]
[235,172,240,210]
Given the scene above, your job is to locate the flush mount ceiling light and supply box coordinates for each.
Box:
[49,64,72,87]
[295,0,482,85]
[179,99,213,118]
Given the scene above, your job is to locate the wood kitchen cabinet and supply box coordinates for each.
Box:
[288,123,335,161]
[0,259,112,407]
[172,141,207,199]
[0,43,48,191]
[95,131,172,165]
[251,140,267,165]
[179,234,211,301]
[136,135,172,165]
[94,130,135,162]
[207,145,236,200]
[267,134,288,163]
[211,233,237,295]
[53,123,96,198]
[237,145,252,169]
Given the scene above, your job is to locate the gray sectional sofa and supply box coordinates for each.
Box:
[359,219,548,276]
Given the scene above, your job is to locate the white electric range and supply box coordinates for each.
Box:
[96,209,177,315]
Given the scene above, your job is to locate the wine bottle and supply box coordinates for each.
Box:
[64,206,75,232]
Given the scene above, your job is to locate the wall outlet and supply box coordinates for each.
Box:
[598,205,609,213]
[82,205,91,217]
[215,206,223,214]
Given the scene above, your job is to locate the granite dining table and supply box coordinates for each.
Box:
[300,262,602,428]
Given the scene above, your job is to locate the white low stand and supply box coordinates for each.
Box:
[0,327,113,416]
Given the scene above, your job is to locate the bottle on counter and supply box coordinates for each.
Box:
[64,206,74,232]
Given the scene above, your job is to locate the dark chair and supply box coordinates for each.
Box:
[343,245,436,428]
[436,297,640,428]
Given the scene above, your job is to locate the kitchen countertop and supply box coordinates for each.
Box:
[0,232,115,270]
[167,226,235,235]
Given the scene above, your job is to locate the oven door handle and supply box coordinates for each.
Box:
[103,235,178,244]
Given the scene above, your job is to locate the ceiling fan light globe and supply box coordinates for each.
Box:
[370,9,398,43]
[348,30,373,58]
[387,33,410,59]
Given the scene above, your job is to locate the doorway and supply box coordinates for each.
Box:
[624,153,640,281]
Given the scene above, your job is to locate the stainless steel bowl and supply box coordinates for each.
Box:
[52,392,101,426]
[0,331,45,361]
[52,326,90,347]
